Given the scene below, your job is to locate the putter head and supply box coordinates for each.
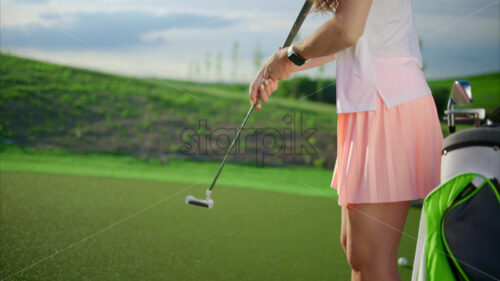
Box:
[185,191,214,209]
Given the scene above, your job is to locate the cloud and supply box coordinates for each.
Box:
[9,0,50,3]
[0,11,233,50]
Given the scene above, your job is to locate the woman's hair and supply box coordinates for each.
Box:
[312,0,339,13]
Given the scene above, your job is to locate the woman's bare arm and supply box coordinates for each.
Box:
[250,0,373,109]
[293,0,373,59]
[294,54,336,72]
[261,0,372,81]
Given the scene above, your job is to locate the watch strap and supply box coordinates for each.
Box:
[287,43,307,66]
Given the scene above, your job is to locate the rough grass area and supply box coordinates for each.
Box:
[0,53,338,168]
[0,172,421,281]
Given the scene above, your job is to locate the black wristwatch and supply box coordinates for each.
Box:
[287,44,307,66]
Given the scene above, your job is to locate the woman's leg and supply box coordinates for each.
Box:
[340,201,410,281]
[341,205,348,253]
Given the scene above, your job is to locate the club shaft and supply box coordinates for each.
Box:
[209,104,256,190]
[283,0,313,48]
[208,0,313,191]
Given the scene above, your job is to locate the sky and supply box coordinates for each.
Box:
[1,0,499,82]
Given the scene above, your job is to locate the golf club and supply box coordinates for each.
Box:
[185,0,314,208]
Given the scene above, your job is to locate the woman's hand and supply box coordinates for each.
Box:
[264,48,295,81]
[249,47,283,110]
[248,66,279,110]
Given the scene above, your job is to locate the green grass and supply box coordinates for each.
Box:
[0,146,336,198]
[0,171,421,281]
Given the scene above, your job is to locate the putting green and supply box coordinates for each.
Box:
[1,172,421,280]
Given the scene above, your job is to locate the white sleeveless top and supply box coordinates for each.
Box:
[335,0,431,113]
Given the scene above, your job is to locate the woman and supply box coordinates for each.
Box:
[249,0,443,280]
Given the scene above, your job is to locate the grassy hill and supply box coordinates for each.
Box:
[1,53,499,168]
[0,54,338,168]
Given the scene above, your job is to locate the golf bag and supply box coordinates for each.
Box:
[412,127,500,281]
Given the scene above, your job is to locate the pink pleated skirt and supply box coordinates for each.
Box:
[331,93,443,206]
